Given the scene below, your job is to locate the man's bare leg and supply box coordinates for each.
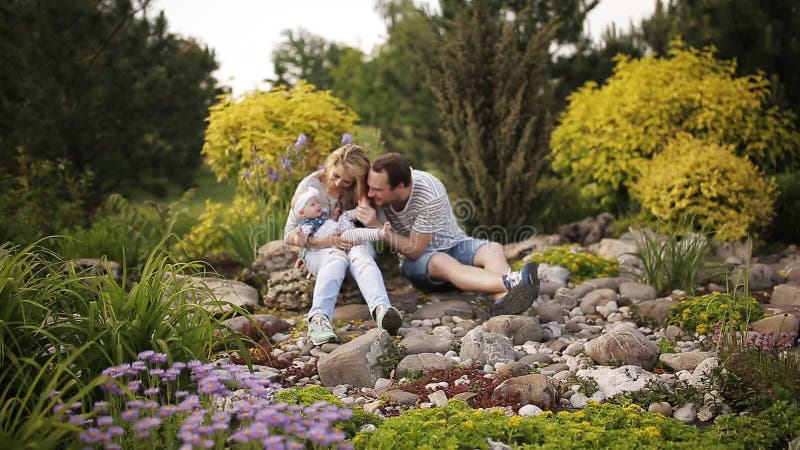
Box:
[473,242,511,275]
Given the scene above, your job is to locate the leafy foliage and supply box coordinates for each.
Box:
[668,292,764,335]
[551,40,800,210]
[427,1,556,236]
[0,0,220,198]
[275,385,384,439]
[632,226,713,295]
[523,245,619,284]
[630,135,777,241]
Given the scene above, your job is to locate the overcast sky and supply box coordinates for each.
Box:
[153,0,657,96]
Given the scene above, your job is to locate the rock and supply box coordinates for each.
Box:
[483,315,543,344]
[415,300,476,320]
[658,351,714,372]
[770,284,800,306]
[534,301,566,324]
[491,374,557,410]
[63,258,122,284]
[518,404,544,417]
[735,264,782,291]
[596,301,619,318]
[428,390,449,407]
[503,234,564,261]
[396,353,457,377]
[635,298,676,326]
[172,274,260,314]
[576,365,661,397]
[459,328,515,366]
[673,404,697,423]
[554,288,579,309]
[589,238,638,261]
[557,213,615,246]
[382,390,420,406]
[495,362,537,378]
[584,327,659,370]
[664,325,685,342]
[251,240,299,277]
[220,314,290,341]
[518,353,553,365]
[580,289,618,314]
[713,240,752,262]
[333,304,372,322]
[648,402,672,416]
[537,264,571,285]
[401,334,454,354]
[563,342,585,356]
[618,282,657,301]
[264,268,364,311]
[317,328,390,388]
[750,314,800,336]
[687,357,720,387]
[570,392,588,408]
[539,281,566,297]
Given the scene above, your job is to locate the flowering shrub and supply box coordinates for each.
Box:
[521,245,619,284]
[667,292,764,335]
[629,134,777,241]
[59,352,353,449]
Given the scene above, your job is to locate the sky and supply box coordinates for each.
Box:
[153,0,657,96]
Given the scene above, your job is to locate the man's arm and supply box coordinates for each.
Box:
[383,229,433,261]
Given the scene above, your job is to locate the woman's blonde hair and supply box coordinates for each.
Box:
[323,144,370,207]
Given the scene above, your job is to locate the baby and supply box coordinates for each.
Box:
[293,187,390,245]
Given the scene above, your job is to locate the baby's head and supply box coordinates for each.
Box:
[293,187,324,218]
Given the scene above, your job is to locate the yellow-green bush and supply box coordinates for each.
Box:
[629,134,777,241]
[518,245,619,284]
[668,292,763,335]
[550,39,800,209]
[181,82,357,259]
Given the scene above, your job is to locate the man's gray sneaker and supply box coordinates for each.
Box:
[492,262,540,315]
[374,305,402,335]
[308,314,338,346]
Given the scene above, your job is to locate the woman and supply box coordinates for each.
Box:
[284,144,402,346]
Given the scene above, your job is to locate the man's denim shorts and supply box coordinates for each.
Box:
[400,238,490,291]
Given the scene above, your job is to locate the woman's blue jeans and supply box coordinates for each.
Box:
[302,244,390,321]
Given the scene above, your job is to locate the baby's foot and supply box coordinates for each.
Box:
[379,222,392,239]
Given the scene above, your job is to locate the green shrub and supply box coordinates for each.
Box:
[521,245,618,284]
[629,134,777,241]
[276,385,383,439]
[633,226,713,295]
[668,292,763,335]
[765,171,800,244]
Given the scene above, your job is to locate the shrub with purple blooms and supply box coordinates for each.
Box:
[56,351,354,449]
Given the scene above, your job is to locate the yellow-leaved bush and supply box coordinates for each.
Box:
[550,39,800,209]
[629,134,777,241]
[180,82,357,259]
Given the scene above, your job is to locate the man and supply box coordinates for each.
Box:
[354,153,538,315]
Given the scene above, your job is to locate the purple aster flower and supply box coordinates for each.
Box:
[150,352,168,364]
[100,380,123,395]
[126,380,142,393]
[171,361,186,371]
[268,167,280,183]
[97,415,114,427]
[109,425,125,437]
[232,424,267,443]
[79,427,102,444]
[132,417,161,438]
[243,170,250,180]
[280,157,292,170]
[143,400,159,411]
[294,133,308,150]
[341,133,353,145]
[120,408,140,421]
[53,404,67,415]
[257,157,265,164]
[262,436,287,449]
[149,368,165,378]
[137,350,155,361]
[286,439,305,450]
[106,444,122,450]
[144,387,160,396]
[68,414,85,426]
[175,390,189,400]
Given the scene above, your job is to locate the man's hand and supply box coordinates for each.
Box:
[354,196,380,228]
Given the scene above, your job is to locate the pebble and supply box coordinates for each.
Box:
[518,404,544,417]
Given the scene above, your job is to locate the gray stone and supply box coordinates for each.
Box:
[459,328,515,365]
[396,353,457,377]
[570,392,588,408]
[771,284,800,306]
[673,404,697,423]
[483,315,543,344]
[584,277,620,291]
[751,313,800,335]
[428,390,449,407]
[415,300,476,320]
[220,314,290,341]
[590,238,638,261]
[401,334,454,354]
[571,283,597,299]
[538,263,571,285]
[318,328,390,388]
[539,281,566,297]
[63,258,122,284]
[584,327,659,370]
[534,301,566,324]
[576,365,661,397]
[382,390,420,406]
[635,298,676,326]
[665,325,685,342]
[491,374,557,410]
[333,304,372,322]
[503,234,564,261]
[251,240,299,276]
[518,353,553,365]
[563,342,585,356]
[659,351,714,372]
[580,289,618,314]
[174,274,260,314]
[713,240,752,262]
[518,404,544,417]
[619,282,657,301]
[648,402,672,416]
[730,263,782,291]
[554,287,579,309]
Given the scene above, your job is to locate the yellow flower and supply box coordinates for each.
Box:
[638,426,661,438]
[464,420,475,430]
[696,324,707,334]
[509,416,523,427]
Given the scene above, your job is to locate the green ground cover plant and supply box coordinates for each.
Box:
[522,245,618,284]
[668,292,764,335]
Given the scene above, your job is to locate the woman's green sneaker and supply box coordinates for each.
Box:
[308,314,338,346]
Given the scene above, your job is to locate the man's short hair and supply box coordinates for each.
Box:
[371,153,412,189]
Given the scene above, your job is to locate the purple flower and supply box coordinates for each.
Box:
[106,444,122,450]
[120,408,140,421]
[341,133,353,145]
[126,380,142,393]
[137,350,155,362]
[243,170,250,180]
[79,427,102,444]
[100,380,123,395]
[232,424,268,443]
[108,426,125,437]
[295,133,308,150]
[257,157,265,165]
[68,414,86,426]
[97,415,114,427]
[144,387,160,396]
[132,417,162,438]
[268,167,280,183]
[280,157,292,170]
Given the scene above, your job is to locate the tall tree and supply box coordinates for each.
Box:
[0,0,220,199]
[428,1,556,237]
[271,29,348,90]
